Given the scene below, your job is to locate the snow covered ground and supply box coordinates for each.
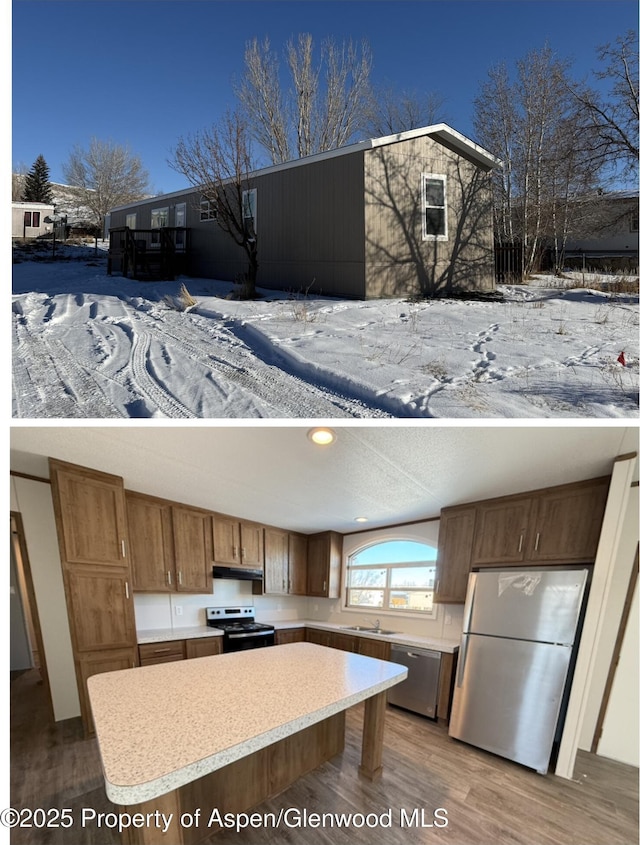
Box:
[11,242,639,418]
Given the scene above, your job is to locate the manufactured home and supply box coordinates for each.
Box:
[107,124,499,299]
[9,426,639,845]
[11,201,54,239]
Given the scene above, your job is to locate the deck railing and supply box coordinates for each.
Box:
[107,227,189,280]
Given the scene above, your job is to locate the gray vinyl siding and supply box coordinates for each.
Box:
[363,136,495,298]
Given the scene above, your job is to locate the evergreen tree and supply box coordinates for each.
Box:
[22,155,54,203]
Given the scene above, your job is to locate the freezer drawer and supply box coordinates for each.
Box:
[387,645,440,718]
[449,633,572,773]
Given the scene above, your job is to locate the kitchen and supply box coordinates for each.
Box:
[8,425,639,845]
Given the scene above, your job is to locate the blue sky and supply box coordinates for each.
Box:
[12,0,638,195]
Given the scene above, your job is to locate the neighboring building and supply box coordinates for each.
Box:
[12,201,54,238]
[563,191,639,271]
[107,124,500,299]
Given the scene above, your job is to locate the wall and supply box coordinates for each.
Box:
[578,485,639,751]
[364,137,495,298]
[306,520,464,641]
[134,580,310,631]
[597,579,638,766]
[10,477,80,720]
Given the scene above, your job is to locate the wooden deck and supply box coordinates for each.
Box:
[107,227,189,281]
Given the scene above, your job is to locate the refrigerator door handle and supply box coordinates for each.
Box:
[456,633,469,687]
[462,572,478,634]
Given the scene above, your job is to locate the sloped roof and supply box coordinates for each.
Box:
[109,124,501,213]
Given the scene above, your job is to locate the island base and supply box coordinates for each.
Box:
[122,711,346,845]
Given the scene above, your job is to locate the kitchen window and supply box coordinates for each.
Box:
[345,540,437,615]
[150,206,168,246]
[422,174,447,240]
[125,213,136,230]
[242,188,256,235]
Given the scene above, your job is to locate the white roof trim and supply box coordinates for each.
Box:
[109,123,501,213]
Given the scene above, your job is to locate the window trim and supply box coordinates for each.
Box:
[200,198,217,222]
[343,538,437,618]
[422,173,448,242]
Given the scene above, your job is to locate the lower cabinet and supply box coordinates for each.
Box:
[138,637,222,666]
[185,637,223,659]
[275,628,306,645]
[78,648,138,733]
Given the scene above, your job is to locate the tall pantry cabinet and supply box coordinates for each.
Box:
[49,459,138,735]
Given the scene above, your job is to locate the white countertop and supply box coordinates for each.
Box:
[88,642,407,805]
[136,620,459,653]
[137,626,223,645]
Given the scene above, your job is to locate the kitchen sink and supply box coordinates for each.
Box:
[342,625,398,635]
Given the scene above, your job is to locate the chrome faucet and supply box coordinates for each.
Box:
[367,618,381,631]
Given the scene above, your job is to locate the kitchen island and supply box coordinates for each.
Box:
[88,642,407,845]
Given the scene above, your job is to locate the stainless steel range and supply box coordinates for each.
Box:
[206,606,275,652]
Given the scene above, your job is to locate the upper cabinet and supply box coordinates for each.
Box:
[212,515,264,569]
[262,530,308,596]
[171,505,213,592]
[126,491,175,592]
[527,478,609,562]
[471,496,534,565]
[51,460,129,568]
[434,506,476,603]
[306,531,343,598]
[435,476,611,604]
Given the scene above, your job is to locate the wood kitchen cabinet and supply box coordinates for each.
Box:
[275,628,306,645]
[172,506,212,592]
[139,640,186,666]
[262,530,308,596]
[306,531,343,598]
[212,515,264,569]
[126,491,176,592]
[305,628,332,647]
[471,477,610,568]
[185,637,223,658]
[49,459,138,736]
[527,478,609,562]
[434,506,477,603]
[471,495,534,565]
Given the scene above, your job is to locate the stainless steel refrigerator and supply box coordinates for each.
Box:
[448,567,590,774]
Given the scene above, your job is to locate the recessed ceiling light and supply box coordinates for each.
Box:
[354,517,369,523]
[307,427,336,446]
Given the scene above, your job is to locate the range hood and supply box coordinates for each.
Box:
[212,565,263,582]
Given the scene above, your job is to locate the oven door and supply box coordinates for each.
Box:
[224,630,275,652]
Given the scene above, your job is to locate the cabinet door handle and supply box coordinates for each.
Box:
[323,580,327,592]
[152,647,172,654]
[177,571,183,586]
[167,570,172,586]
[435,579,440,594]
[534,533,540,551]
[518,534,524,553]
[242,547,246,560]
[121,540,126,558]
[125,581,130,599]
[233,546,238,559]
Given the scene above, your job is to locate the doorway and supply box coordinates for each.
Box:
[10,513,52,720]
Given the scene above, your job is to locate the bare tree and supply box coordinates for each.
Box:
[12,161,28,201]
[566,30,639,178]
[474,46,603,273]
[172,110,259,298]
[63,138,150,233]
[235,33,372,164]
[365,85,447,136]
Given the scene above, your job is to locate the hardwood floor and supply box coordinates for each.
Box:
[10,669,638,845]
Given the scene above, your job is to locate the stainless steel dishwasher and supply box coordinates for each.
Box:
[387,644,441,718]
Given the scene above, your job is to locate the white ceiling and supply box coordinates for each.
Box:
[9,425,638,534]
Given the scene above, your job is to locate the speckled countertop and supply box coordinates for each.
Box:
[88,642,407,806]
[137,626,223,645]
[137,620,459,653]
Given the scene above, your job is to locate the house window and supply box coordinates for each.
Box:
[630,209,639,233]
[242,188,257,234]
[125,213,136,230]
[200,198,217,221]
[150,206,168,246]
[23,211,40,227]
[422,174,447,240]
[345,540,437,615]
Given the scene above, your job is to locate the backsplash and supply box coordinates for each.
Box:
[133,579,310,632]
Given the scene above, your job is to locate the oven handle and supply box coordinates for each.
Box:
[226,630,274,640]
